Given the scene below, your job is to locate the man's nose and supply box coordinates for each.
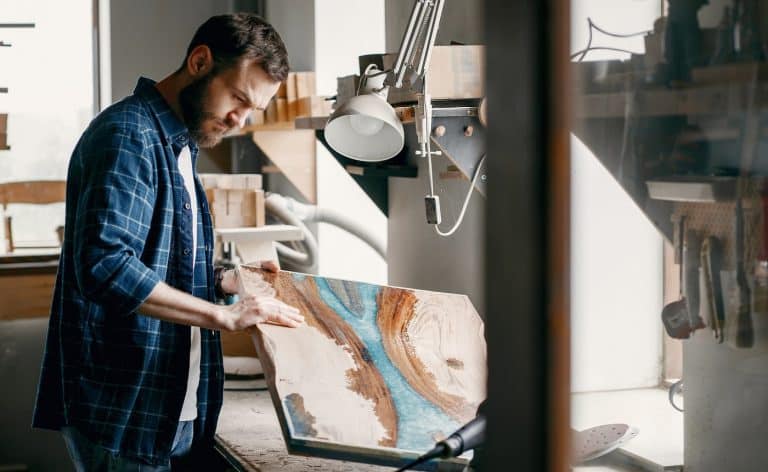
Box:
[226,110,249,129]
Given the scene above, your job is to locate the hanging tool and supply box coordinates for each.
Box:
[701,236,725,343]
[684,228,706,331]
[662,217,693,339]
[727,198,754,348]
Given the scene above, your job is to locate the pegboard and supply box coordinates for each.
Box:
[674,180,764,272]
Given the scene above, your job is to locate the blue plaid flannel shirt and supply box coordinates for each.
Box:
[33,77,224,466]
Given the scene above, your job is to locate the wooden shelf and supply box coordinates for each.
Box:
[575,82,768,119]
[215,225,304,244]
[225,120,295,137]
[646,176,738,203]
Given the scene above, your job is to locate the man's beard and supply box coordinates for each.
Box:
[178,72,224,148]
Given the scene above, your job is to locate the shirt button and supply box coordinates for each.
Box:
[178,135,188,145]
[185,202,191,210]
[183,248,191,255]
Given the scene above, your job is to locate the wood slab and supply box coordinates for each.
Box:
[237,266,487,469]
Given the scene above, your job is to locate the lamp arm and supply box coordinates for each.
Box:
[392,0,426,87]
[415,0,445,78]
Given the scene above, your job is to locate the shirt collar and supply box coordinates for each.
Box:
[133,77,197,154]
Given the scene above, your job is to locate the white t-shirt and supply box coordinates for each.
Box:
[177,145,201,421]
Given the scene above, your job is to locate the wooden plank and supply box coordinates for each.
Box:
[254,189,265,227]
[266,99,278,124]
[237,266,486,469]
[286,72,298,102]
[252,130,317,203]
[0,180,66,206]
[295,96,333,118]
[231,121,296,136]
[276,98,288,122]
[207,188,267,228]
[250,109,265,126]
[294,72,316,98]
[0,273,55,319]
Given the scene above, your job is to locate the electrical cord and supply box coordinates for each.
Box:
[572,17,650,62]
[394,446,446,472]
[356,64,392,96]
[356,63,378,95]
[589,18,651,38]
[433,154,486,237]
[395,415,486,471]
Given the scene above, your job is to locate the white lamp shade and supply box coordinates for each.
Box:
[324,94,405,162]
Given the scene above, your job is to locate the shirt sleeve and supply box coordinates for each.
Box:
[72,121,161,314]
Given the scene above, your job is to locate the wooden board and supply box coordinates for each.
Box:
[0,272,56,319]
[237,266,486,469]
[0,180,66,206]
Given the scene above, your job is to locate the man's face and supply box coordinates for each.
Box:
[179,60,281,148]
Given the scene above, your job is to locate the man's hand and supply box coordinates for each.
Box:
[218,295,303,331]
[220,260,279,295]
[217,260,301,331]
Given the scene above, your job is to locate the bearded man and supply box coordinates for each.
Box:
[32,13,303,471]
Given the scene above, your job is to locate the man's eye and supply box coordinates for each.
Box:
[234,94,245,104]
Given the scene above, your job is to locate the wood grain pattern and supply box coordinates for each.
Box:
[237,266,487,468]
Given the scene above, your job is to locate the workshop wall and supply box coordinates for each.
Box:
[110,0,224,102]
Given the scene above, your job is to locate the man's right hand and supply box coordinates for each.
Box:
[218,294,303,331]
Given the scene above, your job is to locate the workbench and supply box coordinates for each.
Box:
[215,389,389,471]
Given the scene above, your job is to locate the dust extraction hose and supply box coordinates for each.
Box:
[265,193,387,270]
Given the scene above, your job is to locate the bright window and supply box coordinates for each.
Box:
[0,0,95,251]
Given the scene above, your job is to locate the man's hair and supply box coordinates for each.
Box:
[181,13,289,82]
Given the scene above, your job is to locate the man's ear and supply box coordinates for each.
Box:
[186,45,213,77]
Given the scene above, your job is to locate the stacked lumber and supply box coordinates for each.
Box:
[200,173,265,228]
[251,72,333,126]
